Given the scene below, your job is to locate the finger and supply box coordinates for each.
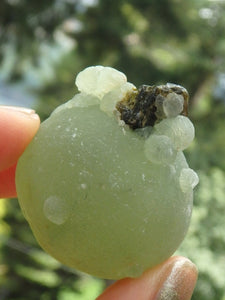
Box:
[0,106,40,171]
[0,163,17,198]
[97,256,198,300]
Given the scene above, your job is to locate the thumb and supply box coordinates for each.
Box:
[97,256,197,300]
[0,105,40,171]
[0,106,40,198]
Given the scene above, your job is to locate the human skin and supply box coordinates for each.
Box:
[0,105,198,300]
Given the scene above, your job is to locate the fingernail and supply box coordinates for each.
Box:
[155,258,198,300]
[0,105,39,120]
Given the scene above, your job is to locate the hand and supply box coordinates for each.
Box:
[0,105,198,300]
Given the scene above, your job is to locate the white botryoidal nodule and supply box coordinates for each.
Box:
[144,134,177,165]
[163,92,184,118]
[179,168,199,193]
[154,115,195,151]
[43,196,70,225]
[75,66,127,99]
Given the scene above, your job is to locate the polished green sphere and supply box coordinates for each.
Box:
[16,66,198,279]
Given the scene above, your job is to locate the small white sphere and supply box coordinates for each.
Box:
[43,196,70,225]
[75,66,127,99]
[144,134,177,165]
[179,168,199,193]
[154,116,195,150]
[163,92,184,118]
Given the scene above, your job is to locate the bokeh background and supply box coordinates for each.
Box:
[0,0,225,299]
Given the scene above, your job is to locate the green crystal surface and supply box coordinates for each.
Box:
[16,66,198,279]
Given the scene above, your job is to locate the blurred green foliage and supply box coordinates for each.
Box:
[1,0,225,299]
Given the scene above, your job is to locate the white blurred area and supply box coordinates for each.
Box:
[0,27,76,107]
[0,0,98,108]
[0,82,37,108]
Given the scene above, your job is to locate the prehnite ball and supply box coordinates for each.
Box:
[16,66,198,280]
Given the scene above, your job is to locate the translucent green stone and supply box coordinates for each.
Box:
[16,66,198,279]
